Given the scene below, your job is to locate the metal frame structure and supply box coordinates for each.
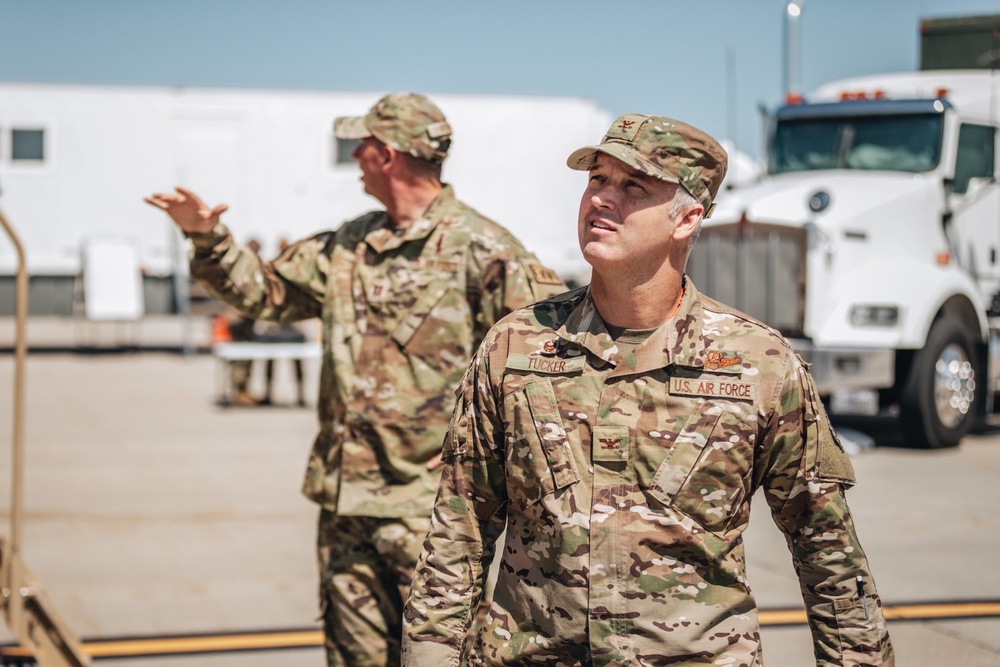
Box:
[0,204,90,666]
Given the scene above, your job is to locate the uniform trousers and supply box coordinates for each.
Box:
[317,510,431,667]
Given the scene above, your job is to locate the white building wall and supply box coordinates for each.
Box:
[0,83,612,286]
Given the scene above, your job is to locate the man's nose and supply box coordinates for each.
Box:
[590,191,614,210]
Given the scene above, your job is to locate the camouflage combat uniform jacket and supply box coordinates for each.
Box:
[187,185,565,517]
[403,281,894,666]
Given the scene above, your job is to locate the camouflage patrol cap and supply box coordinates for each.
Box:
[568,114,728,217]
[333,92,452,165]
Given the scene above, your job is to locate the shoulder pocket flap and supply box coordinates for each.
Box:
[801,381,855,485]
[524,381,580,489]
[817,430,856,485]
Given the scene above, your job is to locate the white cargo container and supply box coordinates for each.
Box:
[0,83,614,315]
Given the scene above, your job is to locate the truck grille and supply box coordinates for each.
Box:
[687,223,807,338]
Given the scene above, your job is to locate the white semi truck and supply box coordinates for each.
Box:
[690,70,1000,448]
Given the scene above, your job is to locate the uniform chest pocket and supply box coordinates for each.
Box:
[634,404,754,535]
[389,279,472,383]
[502,380,580,508]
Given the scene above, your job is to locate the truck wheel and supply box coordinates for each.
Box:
[899,317,977,448]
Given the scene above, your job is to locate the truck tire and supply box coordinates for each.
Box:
[899,317,977,448]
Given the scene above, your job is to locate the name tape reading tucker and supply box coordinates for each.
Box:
[507,353,586,375]
[669,375,756,401]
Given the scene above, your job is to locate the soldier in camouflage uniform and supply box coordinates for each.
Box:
[402,114,894,666]
[145,92,566,667]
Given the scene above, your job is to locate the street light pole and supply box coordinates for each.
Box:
[784,0,806,100]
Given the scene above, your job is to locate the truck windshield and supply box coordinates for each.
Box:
[769,113,943,175]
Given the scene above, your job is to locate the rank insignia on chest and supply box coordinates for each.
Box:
[669,375,756,402]
[506,353,586,375]
[592,425,629,463]
[367,278,390,301]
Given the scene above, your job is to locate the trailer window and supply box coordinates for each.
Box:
[334,137,359,166]
[952,124,995,194]
[11,128,45,161]
[770,114,942,175]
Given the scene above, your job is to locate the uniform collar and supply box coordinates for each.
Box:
[554,291,619,365]
[662,278,711,371]
[364,184,457,253]
[553,278,712,376]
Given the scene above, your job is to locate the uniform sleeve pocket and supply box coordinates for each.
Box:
[804,398,857,486]
[833,596,889,665]
[441,408,471,461]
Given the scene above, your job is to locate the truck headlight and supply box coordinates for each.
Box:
[849,304,899,327]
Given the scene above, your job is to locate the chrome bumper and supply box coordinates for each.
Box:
[789,340,895,395]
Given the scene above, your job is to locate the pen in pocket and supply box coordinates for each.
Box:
[856,575,869,619]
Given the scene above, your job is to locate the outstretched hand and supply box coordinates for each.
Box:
[144,186,229,235]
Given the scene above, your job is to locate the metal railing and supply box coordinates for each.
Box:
[0,205,90,667]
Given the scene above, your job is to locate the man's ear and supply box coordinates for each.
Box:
[671,204,704,243]
[380,145,399,173]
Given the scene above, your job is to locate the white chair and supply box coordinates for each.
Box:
[75,236,145,348]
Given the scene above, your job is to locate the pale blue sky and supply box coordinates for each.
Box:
[2,0,998,157]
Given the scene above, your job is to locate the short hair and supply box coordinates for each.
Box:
[668,186,704,259]
[669,186,700,219]
[399,150,443,182]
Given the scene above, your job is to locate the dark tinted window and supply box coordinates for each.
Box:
[953,124,995,194]
[335,137,359,165]
[770,114,943,175]
[11,129,45,161]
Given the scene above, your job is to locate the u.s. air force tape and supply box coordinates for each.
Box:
[669,375,756,401]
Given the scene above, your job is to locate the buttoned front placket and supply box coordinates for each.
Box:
[338,197,449,512]
[349,205,441,390]
[588,368,634,650]
[555,291,706,661]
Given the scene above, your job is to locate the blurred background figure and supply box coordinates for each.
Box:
[225,238,262,406]
[145,92,566,666]
[259,237,308,407]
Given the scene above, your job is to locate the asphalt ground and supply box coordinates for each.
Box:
[0,331,999,665]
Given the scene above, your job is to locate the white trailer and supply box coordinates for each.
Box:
[691,70,1000,448]
[0,83,614,315]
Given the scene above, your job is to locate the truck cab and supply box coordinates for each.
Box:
[690,70,1000,448]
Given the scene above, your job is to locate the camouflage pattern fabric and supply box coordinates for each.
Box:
[567,114,729,218]
[228,359,252,391]
[187,184,565,517]
[403,280,894,666]
[226,311,257,402]
[187,184,565,666]
[318,511,431,667]
[334,92,453,165]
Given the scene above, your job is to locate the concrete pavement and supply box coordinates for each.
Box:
[0,348,998,666]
